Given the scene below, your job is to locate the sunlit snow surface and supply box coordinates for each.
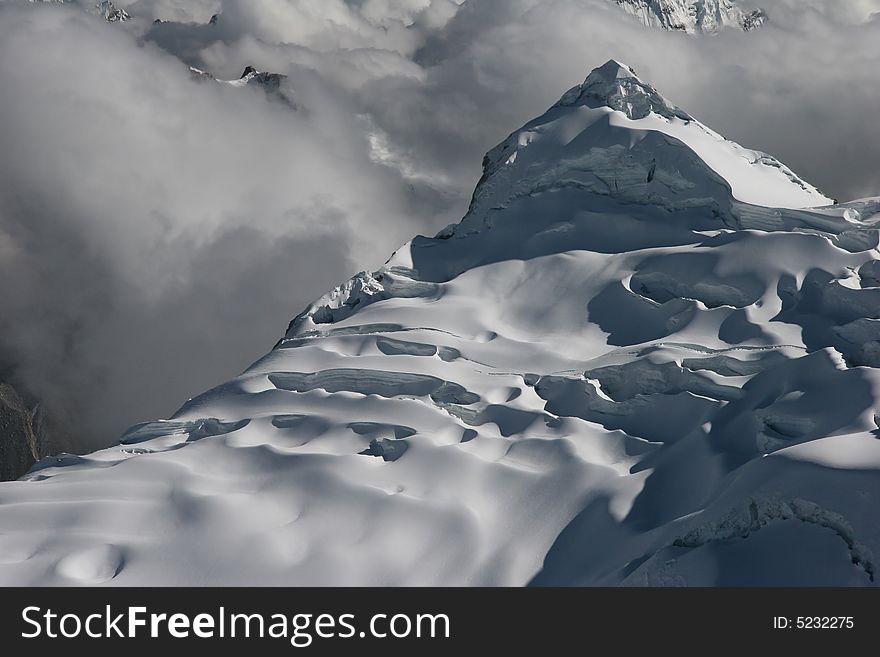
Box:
[1,61,878,586]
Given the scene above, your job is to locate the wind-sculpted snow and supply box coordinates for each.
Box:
[0,61,878,586]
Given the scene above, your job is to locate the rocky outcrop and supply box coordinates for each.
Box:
[0,383,47,481]
[95,1,131,23]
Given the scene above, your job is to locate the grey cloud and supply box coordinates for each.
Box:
[756,0,880,24]
[0,2,427,447]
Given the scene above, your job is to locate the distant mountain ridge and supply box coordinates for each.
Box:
[611,0,767,32]
[27,0,131,22]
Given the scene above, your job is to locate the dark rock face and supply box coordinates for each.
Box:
[240,66,287,93]
[0,383,47,481]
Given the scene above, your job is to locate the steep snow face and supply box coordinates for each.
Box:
[1,61,878,586]
[611,0,767,33]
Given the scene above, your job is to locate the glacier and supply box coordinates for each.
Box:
[0,60,878,586]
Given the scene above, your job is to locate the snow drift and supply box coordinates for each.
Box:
[0,60,878,586]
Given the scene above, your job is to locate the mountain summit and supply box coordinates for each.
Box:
[0,61,878,586]
[556,60,693,118]
[463,60,831,239]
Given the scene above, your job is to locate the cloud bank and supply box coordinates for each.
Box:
[2,0,879,450]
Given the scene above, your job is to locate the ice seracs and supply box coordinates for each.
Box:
[0,60,877,587]
[611,0,767,33]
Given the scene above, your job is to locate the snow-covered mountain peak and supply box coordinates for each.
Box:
[460,60,831,236]
[584,58,634,81]
[1,58,878,587]
[557,59,691,121]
